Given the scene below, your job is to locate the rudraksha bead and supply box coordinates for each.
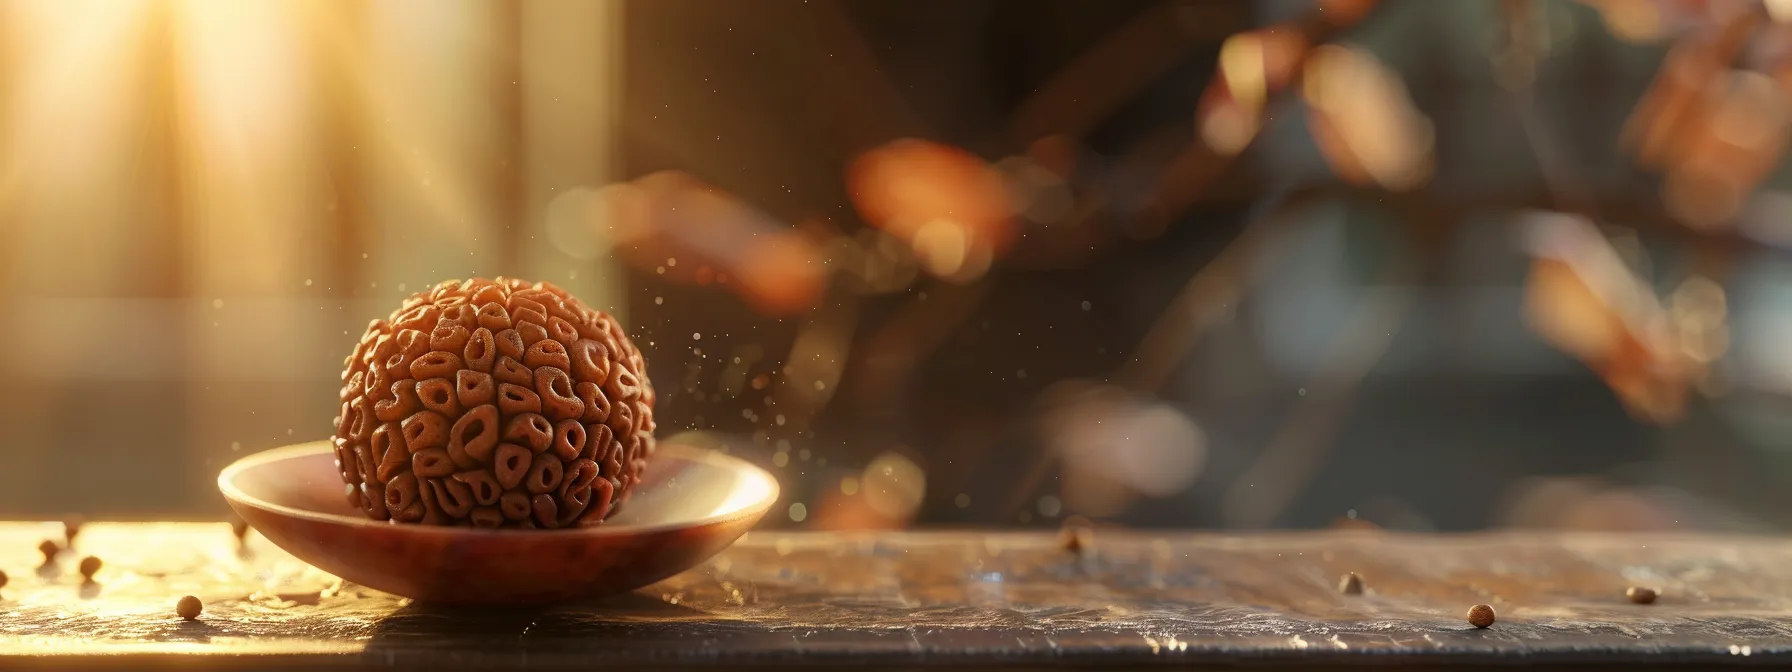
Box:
[335,278,655,528]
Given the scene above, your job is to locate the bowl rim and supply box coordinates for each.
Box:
[218,440,780,537]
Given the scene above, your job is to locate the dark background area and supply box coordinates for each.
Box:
[619,0,1792,531]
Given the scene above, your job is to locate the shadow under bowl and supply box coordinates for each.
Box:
[218,441,778,605]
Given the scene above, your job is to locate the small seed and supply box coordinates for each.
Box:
[37,540,60,564]
[1626,586,1658,604]
[1059,515,1094,553]
[78,556,101,581]
[0,569,9,590]
[1339,572,1364,595]
[1467,604,1496,628]
[62,518,83,544]
[176,595,203,620]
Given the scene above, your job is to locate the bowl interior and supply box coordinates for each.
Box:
[221,441,778,533]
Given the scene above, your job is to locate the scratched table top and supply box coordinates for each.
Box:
[1,523,1790,669]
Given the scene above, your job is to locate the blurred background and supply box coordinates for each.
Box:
[2,0,1790,534]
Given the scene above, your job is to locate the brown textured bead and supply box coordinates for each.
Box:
[333,277,655,528]
[1467,604,1495,628]
[1626,586,1658,604]
[176,595,203,620]
[78,556,101,581]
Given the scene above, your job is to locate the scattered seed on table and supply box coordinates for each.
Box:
[1058,516,1093,553]
[1338,572,1364,595]
[37,540,59,564]
[1467,604,1496,628]
[78,556,101,582]
[0,569,8,591]
[176,595,203,620]
[1627,586,1658,604]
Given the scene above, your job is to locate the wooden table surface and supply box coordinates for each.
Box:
[1,523,1790,669]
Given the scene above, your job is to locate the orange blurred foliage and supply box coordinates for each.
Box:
[611,171,829,315]
[847,139,1015,282]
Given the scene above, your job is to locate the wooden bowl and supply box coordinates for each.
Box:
[218,441,777,605]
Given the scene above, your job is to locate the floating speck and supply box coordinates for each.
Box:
[955,493,971,508]
[304,279,313,286]
[772,452,789,467]
[211,299,224,309]
[775,414,786,426]
[841,477,859,495]
[230,442,241,452]
[788,502,807,522]
[1037,495,1062,517]
[692,332,702,341]
[654,296,664,305]
[1081,301,1092,311]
